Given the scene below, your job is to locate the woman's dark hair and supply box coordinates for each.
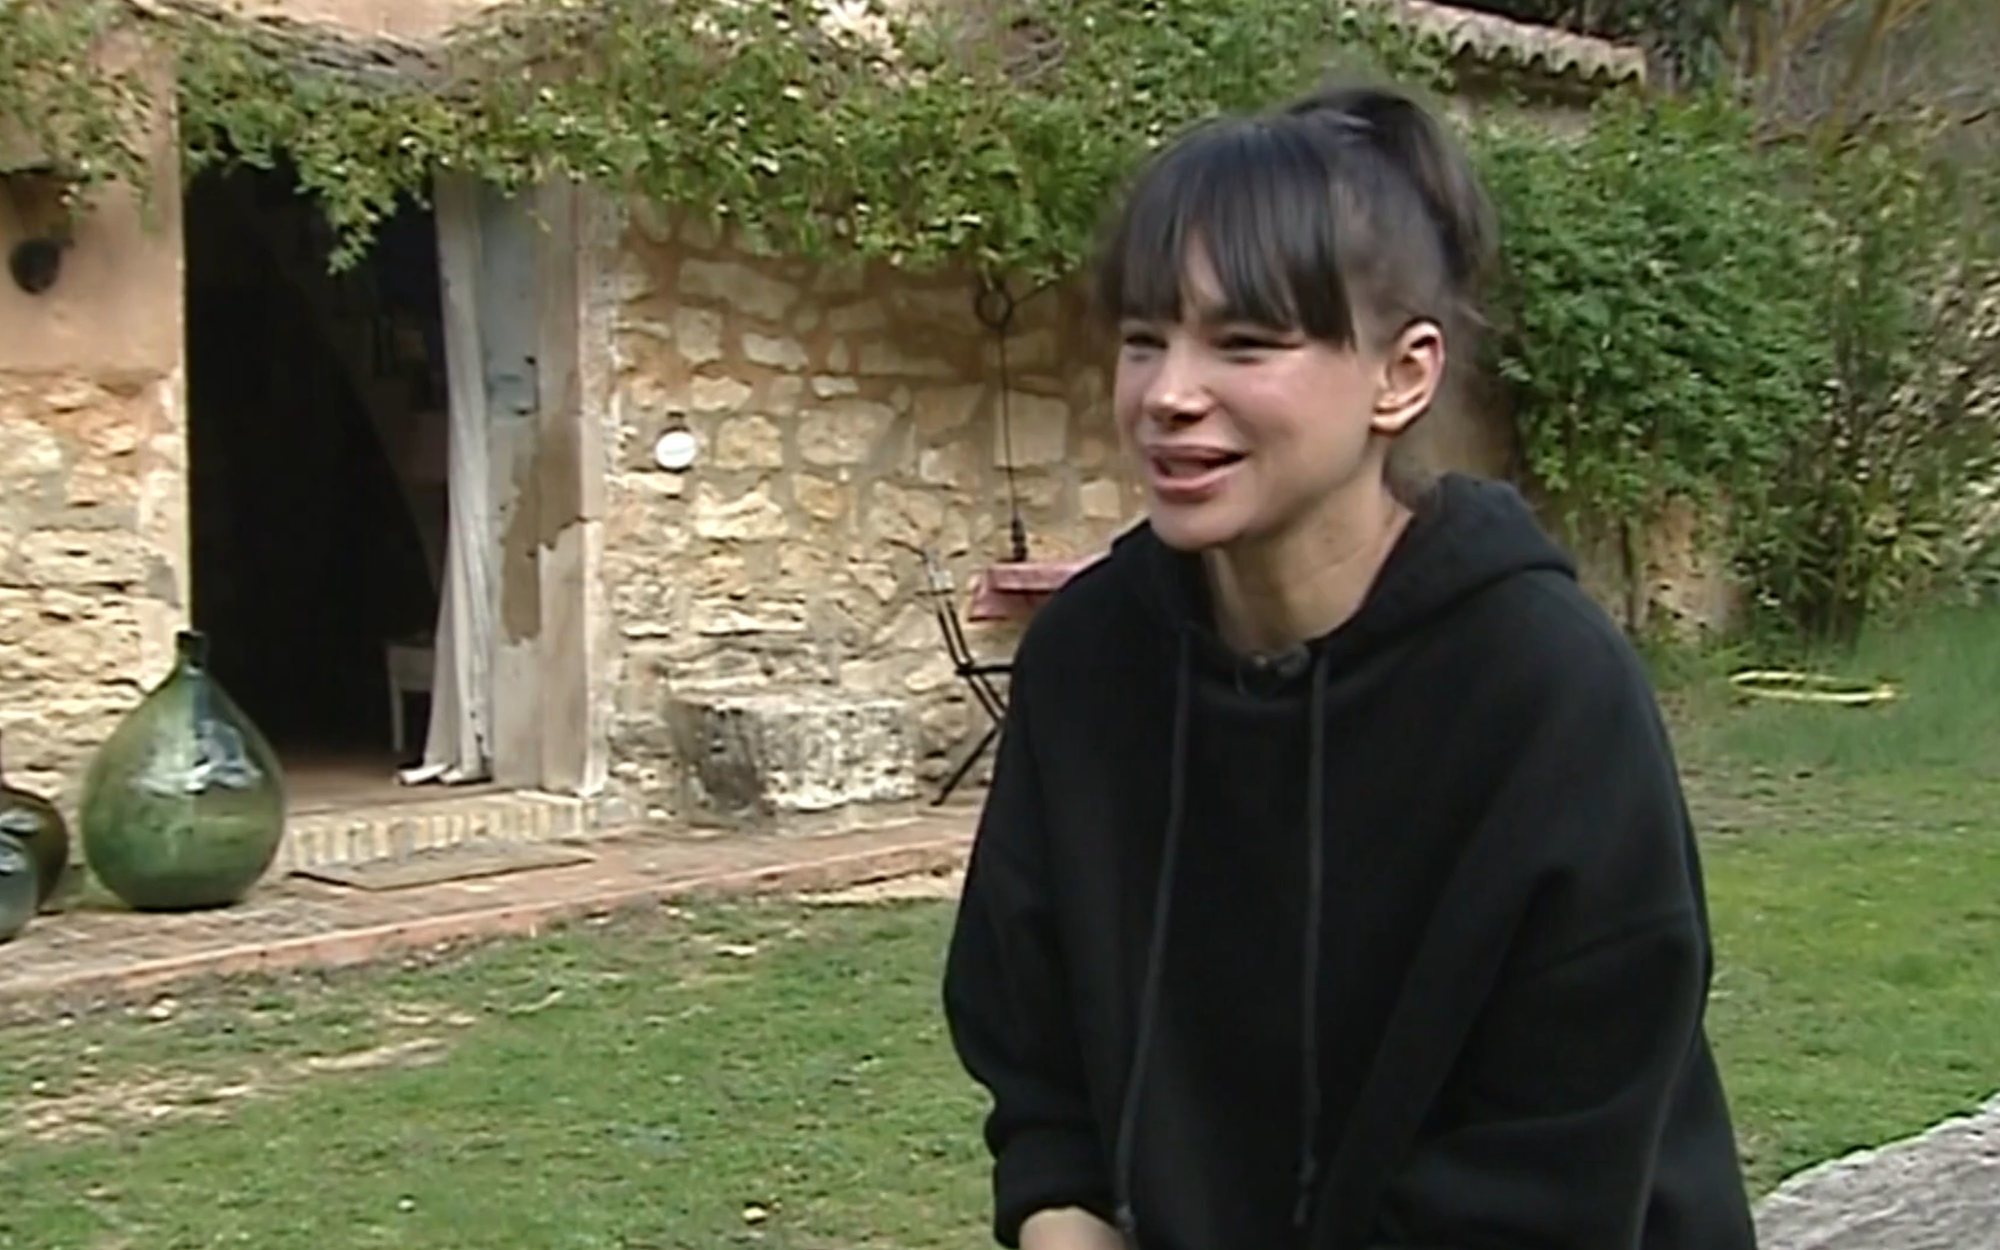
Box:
[1093,83,1498,494]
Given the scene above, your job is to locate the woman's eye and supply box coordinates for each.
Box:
[1121,330,1165,351]
[1219,334,1281,354]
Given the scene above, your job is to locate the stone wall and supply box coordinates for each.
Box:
[601,209,1144,820]
[0,373,186,805]
[215,0,505,42]
[0,90,185,808]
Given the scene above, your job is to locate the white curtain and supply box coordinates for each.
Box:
[402,175,496,786]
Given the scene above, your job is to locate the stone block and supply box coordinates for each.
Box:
[1081,478,1128,520]
[689,598,808,636]
[815,266,869,298]
[628,198,676,245]
[765,375,808,416]
[794,475,852,522]
[676,308,726,365]
[743,332,811,371]
[680,214,723,250]
[612,248,659,302]
[859,341,956,379]
[690,553,751,597]
[773,543,837,590]
[1013,475,1064,511]
[691,483,790,541]
[713,415,786,469]
[994,392,1071,466]
[799,400,896,466]
[620,368,688,424]
[983,328,1060,371]
[827,300,888,334]
[919,446,977,489]
[890,288,972,327]
[667,685,919,829]
[914,384,984,436]
[12,529,152,587]
[0,421,64,480]
[690,376,754,413]
[867,481,948,546]
[65,457,140,509]
[680,259,800,323]
[40,387,150,497]
[0,588,143,684]
[847,560,900,602]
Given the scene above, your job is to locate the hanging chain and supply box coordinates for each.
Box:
[974,274,1028,563]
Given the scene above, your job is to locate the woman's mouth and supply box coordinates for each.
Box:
[1147,448,1246,499]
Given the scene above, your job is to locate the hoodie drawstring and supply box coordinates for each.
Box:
[1116,630,1194,1244]
[1114,634,1335,1246]
[1293,648,1332,1233]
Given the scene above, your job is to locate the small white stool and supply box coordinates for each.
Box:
[385,638,435,756]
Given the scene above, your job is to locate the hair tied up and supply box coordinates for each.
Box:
[1283,84,1496,297]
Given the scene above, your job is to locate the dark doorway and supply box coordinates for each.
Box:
[184,162,448,782]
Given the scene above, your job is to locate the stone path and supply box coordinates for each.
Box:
[1754,1092,2000,1249]
[1,810,975,1021]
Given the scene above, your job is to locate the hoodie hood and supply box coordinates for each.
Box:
[1107,473,1577,1246]
[1124,472,1577,676]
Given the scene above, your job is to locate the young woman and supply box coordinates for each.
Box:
[941,84,1757,1250]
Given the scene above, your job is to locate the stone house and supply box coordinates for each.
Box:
[0,0,1645,869]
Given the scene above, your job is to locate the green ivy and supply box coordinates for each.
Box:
[1480,92,1830,539]
[0,0,151,198]
[4,0,1448,275]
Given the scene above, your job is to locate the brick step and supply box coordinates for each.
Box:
[275,791,591,875]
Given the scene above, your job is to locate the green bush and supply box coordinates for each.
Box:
[1483,91,2000,644]
[1479,94,1830,548]
[1739,119,2000,641]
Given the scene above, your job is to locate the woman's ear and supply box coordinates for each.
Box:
[1370,319,1445,435]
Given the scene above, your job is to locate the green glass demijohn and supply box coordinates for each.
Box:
[0,833,36,942]
[80,631,288,911]
[0,731,69,906]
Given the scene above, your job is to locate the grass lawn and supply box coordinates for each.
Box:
[2,612,1998,1247]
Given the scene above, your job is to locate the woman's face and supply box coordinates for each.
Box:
[1112,250,1441,554]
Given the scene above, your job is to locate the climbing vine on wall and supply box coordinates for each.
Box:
[0,0,152,199]
[2,0,1449,275]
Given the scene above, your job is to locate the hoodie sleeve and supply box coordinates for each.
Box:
[943,676,1115,1247]
[1368,632,1725,1250]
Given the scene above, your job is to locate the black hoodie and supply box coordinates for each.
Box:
[942,474,1756,1250]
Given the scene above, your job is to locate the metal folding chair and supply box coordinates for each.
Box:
[921,551,1012,805]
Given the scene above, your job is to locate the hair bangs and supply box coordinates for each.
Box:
[1095,119,1363,346]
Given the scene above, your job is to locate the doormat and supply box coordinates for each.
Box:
[295,841,598,892]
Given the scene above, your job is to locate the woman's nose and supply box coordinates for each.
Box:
[1143,345,1212,424]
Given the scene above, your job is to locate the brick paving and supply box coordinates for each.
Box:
[0,809,975,1019]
